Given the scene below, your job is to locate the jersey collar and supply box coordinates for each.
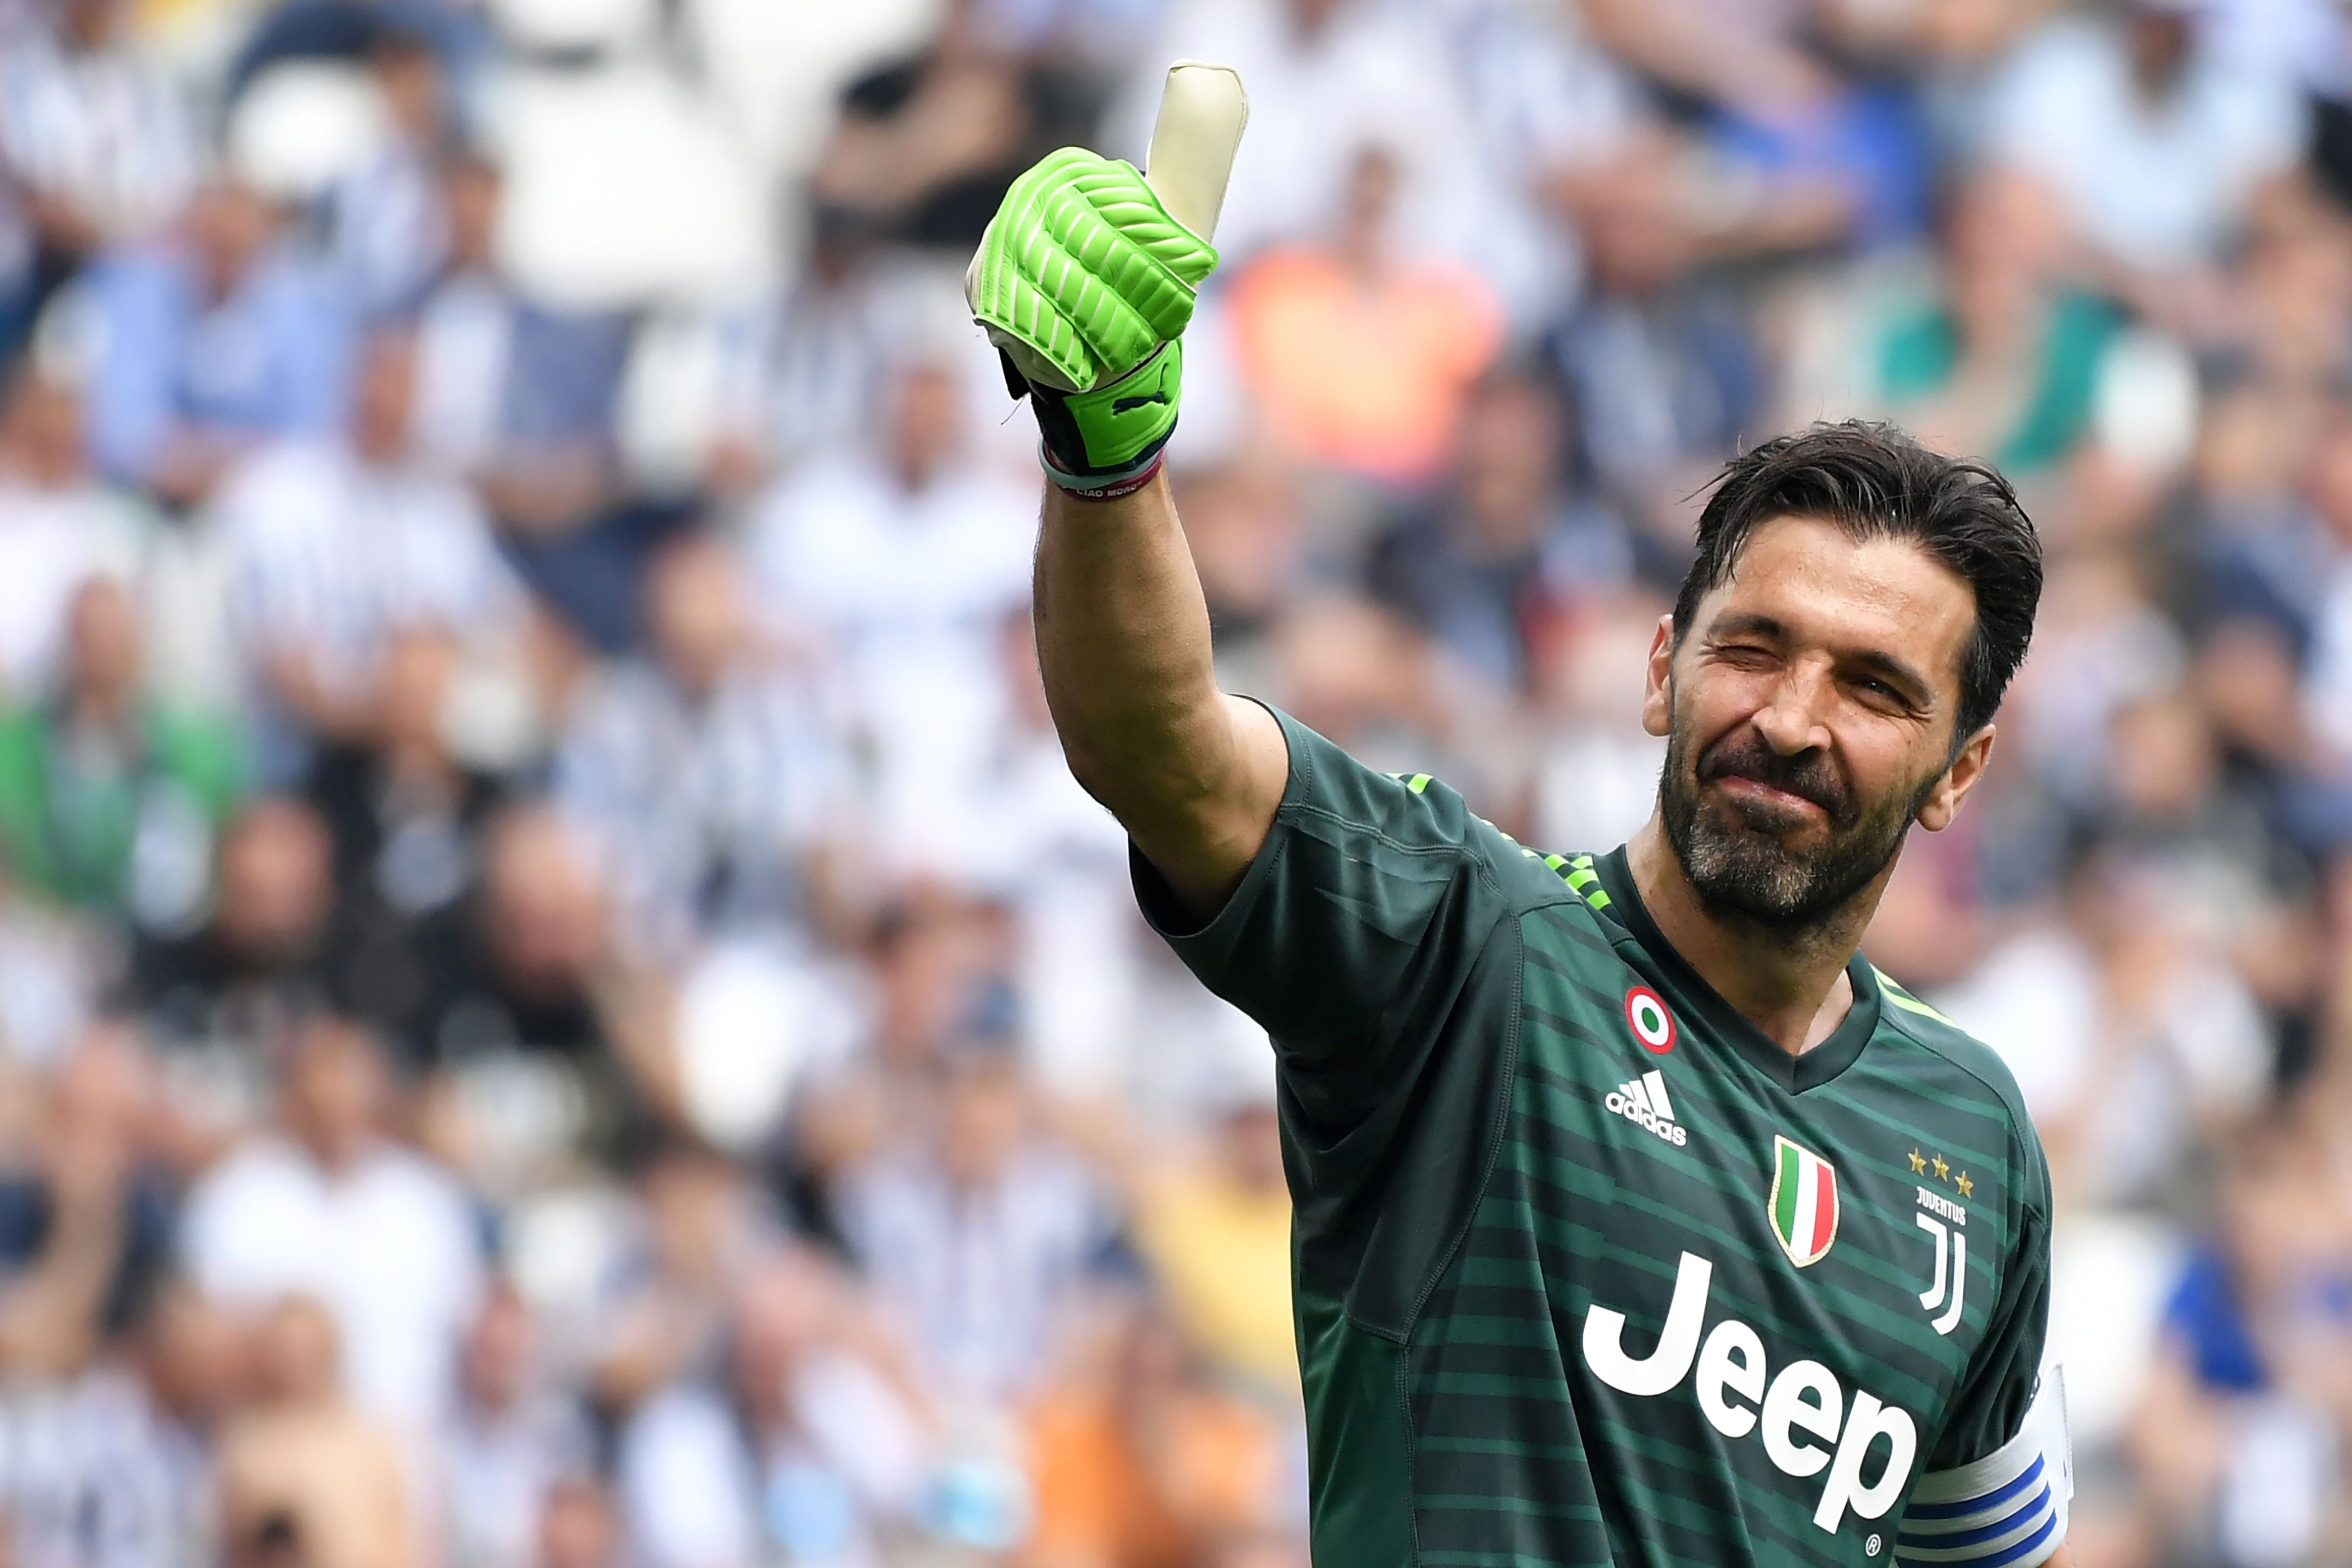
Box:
[1592,846,1882,1094]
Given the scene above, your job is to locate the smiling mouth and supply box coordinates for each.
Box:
[1710,774,1832,822]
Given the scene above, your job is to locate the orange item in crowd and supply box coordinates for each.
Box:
[1024,1379,1288,1568]
[1229,246,1504,487]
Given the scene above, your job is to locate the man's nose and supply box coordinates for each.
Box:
[1751,665,1835,756]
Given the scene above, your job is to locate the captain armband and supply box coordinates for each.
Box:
[1896,1364,2072,1567]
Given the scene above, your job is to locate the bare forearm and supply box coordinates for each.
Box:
[1033,470,1285,913]
[0,1183,121,1375]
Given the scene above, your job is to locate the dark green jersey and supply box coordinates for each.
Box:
[1135,712,2062,1568]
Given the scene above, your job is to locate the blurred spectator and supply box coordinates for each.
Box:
[557,533,843,958]
[808,0,1089,253]
[615,1250,932,1568]
[0,577,246,930]
[1440,0,1643,325]
[746,357,1036,874]
[0,0,199,356]
[2131,1118,2352,1566]
[1787,167,2126,478]
[1986,1,2306,290]
[1543,165,1767,543]
[1124,1092,1294,1396]
[706,240,893,490]
[535,1476,622,1568]
[0,1277,237,1568]
[2220,184,2352,401]
[590,1141,776,1418]
[367,802,666,1196]
[2093,687,2288,924]
[2186,385,2332,652]
[483,356,669,655]
[323,24,457,314]
[0,358,152,704]
[224,0,486,100]
[0,1030,184,1568]
[1228,143,1503,489]
[370,801,622,1072]
[405,153,512,477]
[1586,0,1936,252]
[179,1016,485,1429]
[0,1026,174,1376]
[411,142,649,641]
[2003,552,2188,820]
[130,1284,244,1564]
[82,179,354,504]
[1365,367,1627,688]
[838,1046,1120,1401]
[216,1294,414,1568]
[1262,592,1453,777]
[311,629,508,1032]
[214,325,524,774]
[710,261,1011,499]
[867,895,1016,1079]
[2185,616,2341,872]
[442,1284,591,1568]
[773,894,1018,1254]
[402,152,662,642]
[128,796,338,1066]
[1936,850,2273,1208]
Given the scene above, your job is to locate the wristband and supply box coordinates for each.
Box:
[1015,341,1184,480]
[1041,440,1169,501]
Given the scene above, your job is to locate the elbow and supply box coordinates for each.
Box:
[1054,734,1128,818]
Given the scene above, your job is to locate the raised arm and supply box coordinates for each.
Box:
[1033,469,1287,916]
[969,144,1285,919]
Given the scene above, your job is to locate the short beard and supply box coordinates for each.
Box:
[1658,697,1940,936]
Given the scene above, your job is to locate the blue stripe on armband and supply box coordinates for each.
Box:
[1896,1486,2055,1566]
[1902,1458,2047,1522]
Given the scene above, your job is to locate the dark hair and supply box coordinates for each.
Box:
[1670,421,2042,745]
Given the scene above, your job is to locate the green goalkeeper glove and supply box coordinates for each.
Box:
[967,147,1219,498]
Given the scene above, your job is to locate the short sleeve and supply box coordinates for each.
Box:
[1132,707,1518,1127]
[1897,1136,2070,1567]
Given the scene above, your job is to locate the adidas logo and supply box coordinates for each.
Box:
[1604,1070,1689,1146]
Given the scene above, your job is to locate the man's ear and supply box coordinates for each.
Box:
[1916,725,1995,832]
[1640,615,1676,738]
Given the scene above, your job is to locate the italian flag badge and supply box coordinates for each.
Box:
[1768,1135,1840,1268]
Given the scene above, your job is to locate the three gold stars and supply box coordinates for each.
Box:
[1910,1148,1975,1201]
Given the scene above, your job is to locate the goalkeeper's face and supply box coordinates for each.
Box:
[1644,515,1992,933]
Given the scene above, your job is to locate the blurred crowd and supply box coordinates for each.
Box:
[4,0,2352,1565]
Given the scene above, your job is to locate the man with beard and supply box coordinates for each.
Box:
[976,151,2065,1568]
